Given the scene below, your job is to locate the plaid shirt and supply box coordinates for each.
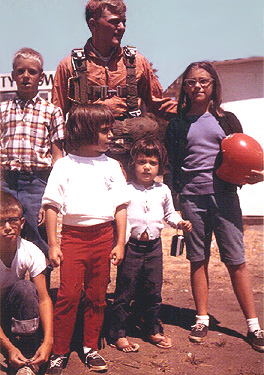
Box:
[0,94,65,171]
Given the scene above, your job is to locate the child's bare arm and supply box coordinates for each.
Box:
[30,273,53,365]
[44,205,63,267]
[177,220,192,233]
[110,204,127,266]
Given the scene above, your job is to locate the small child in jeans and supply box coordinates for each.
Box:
[42,104,129,373]
[109,136,192,352]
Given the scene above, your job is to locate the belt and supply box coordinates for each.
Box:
[1,168,51,180]
[128,237,160,253]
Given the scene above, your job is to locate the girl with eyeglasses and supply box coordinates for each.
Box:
[164,61,264,352]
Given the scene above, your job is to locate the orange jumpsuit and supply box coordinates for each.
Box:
[52,39,177,119]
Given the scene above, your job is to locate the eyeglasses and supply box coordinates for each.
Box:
[0,217,23,228]
[184,78,214,88]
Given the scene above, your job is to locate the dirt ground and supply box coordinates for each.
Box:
[1,223,263,375]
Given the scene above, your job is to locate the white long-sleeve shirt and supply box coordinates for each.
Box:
[42,153,129,226]
[127,181,182,240]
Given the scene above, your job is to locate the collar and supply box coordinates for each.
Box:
[14,93,41,107]
[84,38,123,63]
[68,152,107,162]
[131,181,157,191]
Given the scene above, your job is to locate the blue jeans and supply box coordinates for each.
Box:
[1,169,49,257]
[1,280,40,358]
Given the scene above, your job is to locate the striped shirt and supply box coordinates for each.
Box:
[0,94,65,171]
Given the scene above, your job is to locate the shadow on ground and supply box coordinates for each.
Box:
[45,288,247,360]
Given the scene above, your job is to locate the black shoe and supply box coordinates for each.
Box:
[46,354,67,374]
[247,329,264,352]
[84,349,108,372]
[188,323,209,343]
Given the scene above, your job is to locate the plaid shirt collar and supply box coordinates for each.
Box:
[13,93,41,107]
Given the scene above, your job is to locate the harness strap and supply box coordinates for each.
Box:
[69,46,141,118]
[123,46,141,117]
[71,49,88,104]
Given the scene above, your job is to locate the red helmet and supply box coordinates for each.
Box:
[216,133,264,185]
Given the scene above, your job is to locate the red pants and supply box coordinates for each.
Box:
[52,222,114,354]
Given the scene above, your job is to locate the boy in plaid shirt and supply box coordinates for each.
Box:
[0,48,65,259]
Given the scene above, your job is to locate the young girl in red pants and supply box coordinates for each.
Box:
[42,104,128,373]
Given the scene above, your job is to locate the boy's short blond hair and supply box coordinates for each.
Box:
[13,47,43,71]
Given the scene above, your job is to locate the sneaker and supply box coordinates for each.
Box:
[188,323,209,343]
[247,329,264,352]
[46,354,67,374]
[84,349,108,372]
[16,365,38,375]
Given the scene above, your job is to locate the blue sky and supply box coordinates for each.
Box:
[0,0,263,90]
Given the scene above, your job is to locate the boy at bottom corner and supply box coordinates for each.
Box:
[0,192,53,375]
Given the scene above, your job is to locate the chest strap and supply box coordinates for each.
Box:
[68,46,141,117]
[123,46,141,117]
[69,48,88,104]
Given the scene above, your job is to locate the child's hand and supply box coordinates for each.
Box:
[8,345,27,369]
[49,244,63,267]
[30,340,52,366]
[38,207,45,226]
[243,169,264,184]
[110,244,125,266]
[178,220,192,233]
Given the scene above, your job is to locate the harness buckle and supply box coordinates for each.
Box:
[128,109,142,118]
[99,85,108,100]
[116,86,122,97]
[123,46,137,59]
[72,48,86,61]
[71,49,87,74]
[67,77,81,104]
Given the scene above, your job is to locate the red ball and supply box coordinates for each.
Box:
[216,133,264,185]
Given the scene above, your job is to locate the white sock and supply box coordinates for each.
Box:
[196,314,210,327]
[83,346,93,354]
[246,317,260,333]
